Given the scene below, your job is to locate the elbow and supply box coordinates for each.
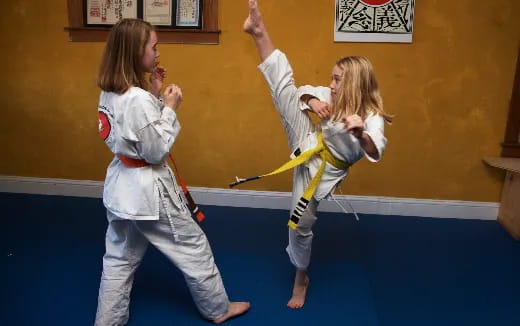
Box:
[145,150,170,165]
[147,157,165,165]
[366,150,381,162]
[158,151,171,165]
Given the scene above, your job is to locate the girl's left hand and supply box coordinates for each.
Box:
[150,66,167,98]
[309,99,331,120]
[342,114,364,138]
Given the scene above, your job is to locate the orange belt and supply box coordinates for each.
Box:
[116,154,205,223]
[117,155,150,168]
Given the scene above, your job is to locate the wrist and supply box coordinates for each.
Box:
[305,96,317,106]
[356,130,366,140]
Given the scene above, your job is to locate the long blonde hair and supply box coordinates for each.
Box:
[97,19,154,94]
[331,56,392,123]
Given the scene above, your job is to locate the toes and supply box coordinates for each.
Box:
[287,299,304,309]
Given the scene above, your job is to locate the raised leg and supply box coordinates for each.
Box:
[244,0,275,62]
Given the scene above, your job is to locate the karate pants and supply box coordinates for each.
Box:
[259,49,319,270]
[95,189,229,325]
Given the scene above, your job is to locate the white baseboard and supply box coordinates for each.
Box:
[0,175,499,220]
[0,175,104,198]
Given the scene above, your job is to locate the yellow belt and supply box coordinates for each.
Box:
[230,133,349,229]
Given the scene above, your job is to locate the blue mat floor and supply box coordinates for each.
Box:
[1,193,519,325]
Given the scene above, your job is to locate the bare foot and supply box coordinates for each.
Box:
[213,302,250,324]
[243,0,264,37]
[287,270,309,309]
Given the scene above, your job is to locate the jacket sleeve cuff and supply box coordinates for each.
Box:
[161,106,177,125]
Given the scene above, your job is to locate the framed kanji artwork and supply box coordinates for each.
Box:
[334,0,415,43]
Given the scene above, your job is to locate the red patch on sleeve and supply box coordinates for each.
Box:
[98,112,111,140]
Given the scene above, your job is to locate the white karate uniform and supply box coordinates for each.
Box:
[95,87,229,325]
[258,50,387,270]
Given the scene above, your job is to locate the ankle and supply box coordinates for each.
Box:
[252,28,265,39]
[295,270,309,283]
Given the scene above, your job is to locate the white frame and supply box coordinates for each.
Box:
[334,0,415,43]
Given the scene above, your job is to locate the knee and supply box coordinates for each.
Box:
[291,225,313,238]
[294,214,316,236]
[101,256,141,279]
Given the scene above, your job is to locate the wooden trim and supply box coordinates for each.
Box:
[65,0,220,44]
[67,0,84,27]
[497,171,520,240]
[501,143,520,158]
[157,29,220,44]
[483,156,520,174]
[203,0,218,30]
[501,46,520,157]
[64,26,220,43]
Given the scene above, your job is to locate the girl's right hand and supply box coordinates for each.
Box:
[342,114,364,138]
[163,84,183,110]
[150,66,166,98]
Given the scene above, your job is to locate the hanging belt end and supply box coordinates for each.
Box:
[229,176,260,188]
[229,176,242,188]
[195,211,205,222]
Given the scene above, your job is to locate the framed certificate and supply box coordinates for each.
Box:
[83,0,204,30]
[144,0,173,26]
[175,0,203,28]
[85,0,138,26]
[69,0,217,43]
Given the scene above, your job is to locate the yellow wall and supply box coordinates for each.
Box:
[1,0,519,202]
